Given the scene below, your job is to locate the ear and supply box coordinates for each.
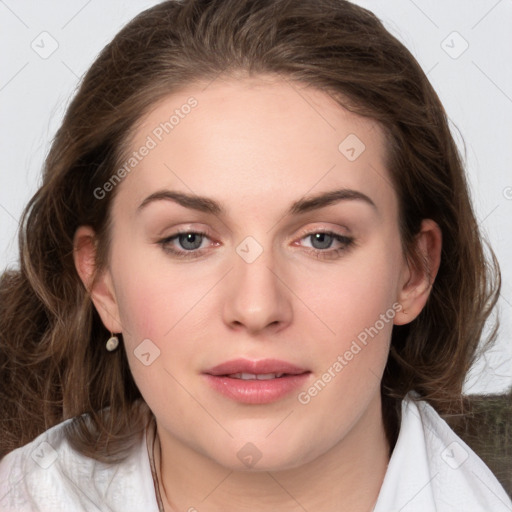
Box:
[73,225,123,333]
[394,219,442,326]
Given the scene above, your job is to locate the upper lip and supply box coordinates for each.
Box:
[205,358,309,376]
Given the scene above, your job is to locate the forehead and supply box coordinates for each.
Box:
[113,75,396,221]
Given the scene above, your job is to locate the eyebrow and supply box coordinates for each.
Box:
[137,188,377,216]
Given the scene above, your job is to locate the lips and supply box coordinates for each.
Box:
[203,358,311,404]
[206,358,308,376]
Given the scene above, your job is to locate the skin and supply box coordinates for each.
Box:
[74,74,442,511]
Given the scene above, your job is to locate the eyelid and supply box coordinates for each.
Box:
[293,223,351,240]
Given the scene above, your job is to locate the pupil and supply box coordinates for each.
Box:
[311,233,332,250]
[179,233,202,250]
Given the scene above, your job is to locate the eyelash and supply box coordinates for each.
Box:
[157,229,355,261]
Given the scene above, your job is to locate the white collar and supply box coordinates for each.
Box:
[373,392,512,511]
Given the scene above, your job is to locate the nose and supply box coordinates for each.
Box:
[222,242,293,335]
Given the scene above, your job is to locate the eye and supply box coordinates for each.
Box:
[157,229,354,260]
[176,232,205,250]
[306,232,336,250]
[158,230,214,259]
[297,230,355,259]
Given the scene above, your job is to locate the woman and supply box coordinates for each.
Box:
[0,0,510,510]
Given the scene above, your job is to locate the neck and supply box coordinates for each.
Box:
[153,393,390,512]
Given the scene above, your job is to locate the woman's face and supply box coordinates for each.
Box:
[87,75,415,470]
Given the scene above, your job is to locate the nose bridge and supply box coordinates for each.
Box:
[222,235,292,332]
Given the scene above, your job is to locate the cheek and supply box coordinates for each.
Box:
[290,233,403,408]
[298,241,402,341]
[110,257,200,407]
[110,244,218,394]
[114,275,170,342]
[110,236,207,340]
[293,253,399,429]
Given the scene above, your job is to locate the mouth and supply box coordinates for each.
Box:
[225,372,290,380]
[203,358,311,404]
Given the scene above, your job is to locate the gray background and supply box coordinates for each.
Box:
[0,0,510,393]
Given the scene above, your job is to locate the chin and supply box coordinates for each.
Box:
[207,436,320,473]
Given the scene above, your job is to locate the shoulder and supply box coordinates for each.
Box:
[374,392,512,512]
[0,414,159,512]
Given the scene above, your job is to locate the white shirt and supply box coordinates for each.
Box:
[1,393,510,512]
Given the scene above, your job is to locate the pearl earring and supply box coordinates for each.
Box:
[106,332,119,352]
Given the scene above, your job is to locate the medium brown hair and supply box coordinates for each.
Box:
[0,0,500,461]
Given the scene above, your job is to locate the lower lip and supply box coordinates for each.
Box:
[204,374,311,404]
